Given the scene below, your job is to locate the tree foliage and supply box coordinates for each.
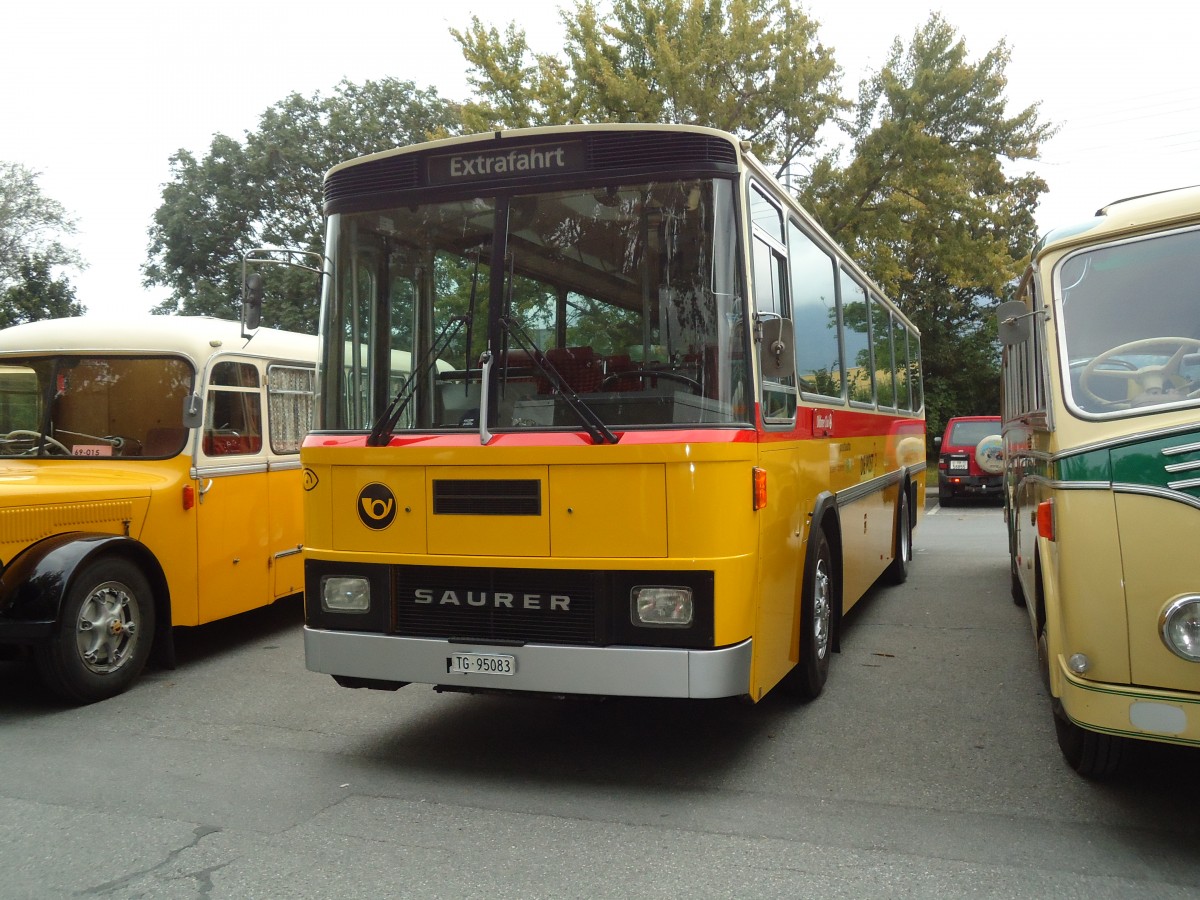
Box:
[144,79,460,332]
[802,15,1054,440]
[452,0,845,176]
[0,162,84,322]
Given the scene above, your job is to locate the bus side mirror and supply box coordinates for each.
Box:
[759,317,795,380]
[243,273,264,332]
[997,300,1032,346]
[182,393,203,429]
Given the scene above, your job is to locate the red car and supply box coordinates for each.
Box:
[935,416,1003,504]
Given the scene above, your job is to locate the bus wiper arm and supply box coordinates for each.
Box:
[367,316,467,446]
[499,315,618,445]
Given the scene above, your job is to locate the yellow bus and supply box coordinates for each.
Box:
[302,124,925,703]
[999,185,1200,776]
[0,316,317,702]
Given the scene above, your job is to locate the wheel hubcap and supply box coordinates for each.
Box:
[75,581,139,675]
[813,560,831,660]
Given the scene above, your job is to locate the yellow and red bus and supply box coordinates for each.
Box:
[1000,185,1200,776]
[0,316,317,702]
[302,124,925,703]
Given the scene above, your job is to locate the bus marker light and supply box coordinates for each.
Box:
[632,586,693,627]
[1160,595,1200,661]
[1036,500,1055,541]
[1067,653,1089,675]
[182,485,195,510]
[322,576,370,612]
[753,467,767,510]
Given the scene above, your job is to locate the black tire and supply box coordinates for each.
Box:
[884,488,911,585]
[34,557,155,704]
[782,528,834,700]
[1053,699,1124,779]
[1010,554,1027,607]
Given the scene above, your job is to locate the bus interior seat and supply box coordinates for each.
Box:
[538,347,602,394]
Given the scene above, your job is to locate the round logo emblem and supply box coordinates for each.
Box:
[357,482,396,529]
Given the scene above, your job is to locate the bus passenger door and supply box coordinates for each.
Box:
[194,360,271,624]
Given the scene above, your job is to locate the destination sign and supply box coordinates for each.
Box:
[427,141,586,185]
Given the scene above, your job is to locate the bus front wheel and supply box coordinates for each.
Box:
[782,528,834,700]
[35,557,156,704]
[1052,699,1124,779]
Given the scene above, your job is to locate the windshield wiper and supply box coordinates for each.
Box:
[367,316,467,446]
[499,315,618,445]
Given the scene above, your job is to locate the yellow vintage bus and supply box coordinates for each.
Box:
[302,124,925,703]
[1000,185,1200,776]
[0,316,317,702]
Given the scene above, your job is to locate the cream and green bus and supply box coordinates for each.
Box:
[999,185,1200,776]
[0,316,317,703]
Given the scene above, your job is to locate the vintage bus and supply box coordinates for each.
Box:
[302,123,925,703]
[999,185,1200,776]
[0,316,317,702]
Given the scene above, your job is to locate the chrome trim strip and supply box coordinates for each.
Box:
[1164,460,1200,474]
[274,545,304,559]
[1114,483,1200,511]
[1162,440,1200,457]
[303,629,753,699]
[836,468,901,508]
[1167,477,1200,492]
[192,462,270,478]
[1048,423,1200,462]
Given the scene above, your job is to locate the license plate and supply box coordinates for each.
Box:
[448,652,516,675]
[949,459,968,471]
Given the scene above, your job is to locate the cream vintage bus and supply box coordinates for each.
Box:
[999,185,1200,776]
[0,316,317,703]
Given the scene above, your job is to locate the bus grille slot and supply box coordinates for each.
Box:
[432,479,541,515]
[393,566,599,645]
[588,132,738,169]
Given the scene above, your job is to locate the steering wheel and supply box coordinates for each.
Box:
[0,429,71,456]
[601,369,702,392]
[1078,337,1200,408]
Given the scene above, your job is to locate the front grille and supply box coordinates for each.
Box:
[432,479,541,515]
[394,566,598,645]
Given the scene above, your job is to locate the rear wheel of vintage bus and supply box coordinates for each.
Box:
[883,488,911,585]
[782,528,834,700]
[35,558,155,704]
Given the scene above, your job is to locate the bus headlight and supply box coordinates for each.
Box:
[322,575,371,613]
[1160,595,1200,661]
[632,586,693,627]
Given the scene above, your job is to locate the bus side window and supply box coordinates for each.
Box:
[204,361,263,456]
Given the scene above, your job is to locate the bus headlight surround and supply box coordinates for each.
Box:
[632,586,693,627]
[1160,595,1200,661]
[322,575,371,613]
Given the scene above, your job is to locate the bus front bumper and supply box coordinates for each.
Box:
[304,627,753,700]
[1058,661,1200,747]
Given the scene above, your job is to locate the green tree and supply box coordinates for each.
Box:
[0,253,85,328]
[0,162,84,319]
[453,0,845,176]
[802,15,1054,441]
[144,78,459,332]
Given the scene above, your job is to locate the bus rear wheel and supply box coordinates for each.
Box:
[35,557,155,704]
[884,488,911,585]
[782,528,834,700]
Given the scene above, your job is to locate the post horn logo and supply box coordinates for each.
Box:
[358,483,396,529]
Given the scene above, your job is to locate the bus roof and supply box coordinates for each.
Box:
[0,316,318,365]
[1034,184,1200,261]
[323,122,741,180]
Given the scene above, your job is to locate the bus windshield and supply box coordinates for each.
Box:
[0,355,194,458]
[1059,227,1200,417]
[320,177,745,434]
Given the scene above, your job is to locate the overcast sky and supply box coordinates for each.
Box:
[2,0,1196,319]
